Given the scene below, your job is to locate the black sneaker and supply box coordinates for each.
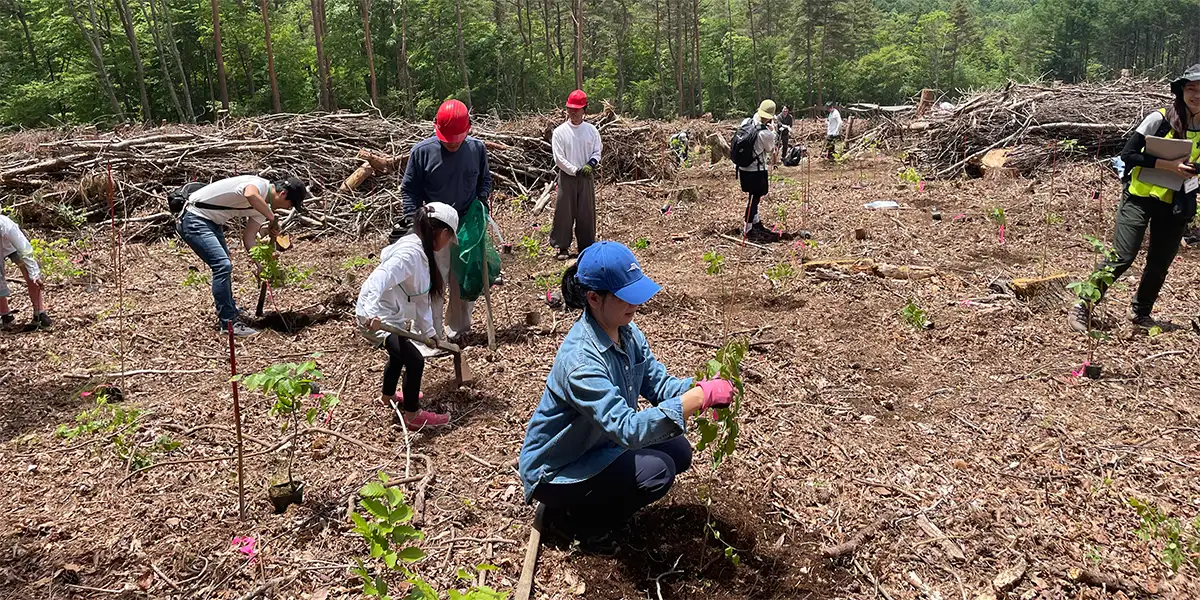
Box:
[1,313,13,325]
[1068,303,1091,333]
[747,223,779,242]
[541,510,621,555]
[1129,311,1156,328]
[32,312,52,330]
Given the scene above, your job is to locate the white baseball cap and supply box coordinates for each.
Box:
[423,202,459,233]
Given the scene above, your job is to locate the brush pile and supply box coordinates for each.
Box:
[856,79,1174,178]
[0,111,682,232]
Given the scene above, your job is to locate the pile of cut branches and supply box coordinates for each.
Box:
[857,79,1173,178]
[0,111,682,234]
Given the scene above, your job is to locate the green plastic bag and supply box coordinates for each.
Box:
[452,201,500,302]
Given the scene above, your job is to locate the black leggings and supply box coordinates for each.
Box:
[382,333,424,412]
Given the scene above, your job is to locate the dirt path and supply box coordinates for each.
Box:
[2,155,1198,599]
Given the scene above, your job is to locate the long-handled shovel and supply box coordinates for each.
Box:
[254,232,291,318]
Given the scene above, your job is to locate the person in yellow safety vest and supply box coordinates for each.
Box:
[1068,64,1200,333]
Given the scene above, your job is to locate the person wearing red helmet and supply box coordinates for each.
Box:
[400,99,494,342]
[550,89,603,260]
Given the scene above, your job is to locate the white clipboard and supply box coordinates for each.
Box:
[1139,136,1194,191]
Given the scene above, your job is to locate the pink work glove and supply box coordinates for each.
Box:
[696,378,735,411]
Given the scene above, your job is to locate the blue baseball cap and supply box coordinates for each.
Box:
[576,241,661,305]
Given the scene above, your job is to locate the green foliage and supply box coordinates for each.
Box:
[764,263,795,286]
[1148,325,1164,338]
[1129,497,1200,574]
[534,266,566,290]
[56,391,140,439]
[31,239,83,279]
[693,339,747,469]
[181,269,209,287]
[899,299,931,329]
[898,167,922,184]
[632,237,650,250]
[250,241,311,287]
[1046,212,1065,225]
[237,358,338,483]
[350,472,506,600]
[702,250,725,276]
[341,256,375,270]
[987,207,1007,226]
[774,205,789,230]
[1067,236,1117,307]
[517,235,541,259]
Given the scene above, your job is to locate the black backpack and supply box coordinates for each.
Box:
[167,181,233,220]
[730,120,766,168]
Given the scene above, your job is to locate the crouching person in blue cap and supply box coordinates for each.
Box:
[517,241,737,553]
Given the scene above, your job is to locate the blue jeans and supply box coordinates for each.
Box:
[177,212,238,324]
[533,436,693,537]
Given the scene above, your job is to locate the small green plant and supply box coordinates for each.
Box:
[774,205,789,230]
[764,263,795,286]
[250,240,312,287]
[341,255,375,270]
[1059,138,1081,153]
[237,359,339,486]
[31,238,84,279]
[350,472,505,600]
[53,203,86,228]
[181,269,209,287]
[534,266,566,290]
[1045,212,1064,225]
[1067,235,1118,363]
[1084,544,1103,566]
[117,434,182,470]
[510,194,528,210]
[900,298,931,329]
[1148,325,1164,337]
[351,201,368,213]
[517,235,541,259]
[1129,497,1200,574]
[693,339,747,468]
[56,390,140,439]
[702,250,725,276]
[632,237,650,250]
[898,167,921,184]
[987,207,1007,226]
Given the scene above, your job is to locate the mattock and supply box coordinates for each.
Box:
[375,322,474,388]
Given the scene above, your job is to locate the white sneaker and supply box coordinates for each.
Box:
[230,322,260,337]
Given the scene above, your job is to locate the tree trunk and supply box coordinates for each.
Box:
[65,0,125,120]
[692,0,702,115]
[211,0,229,110]
[454,0,472,106]
[572,0,583,89]
[361,0,378,105]
[674,0,684,115]
[159,0,195,120]
[9,0,44,78]
[555,0,564,75]
[262,0,282,111]
[541,0,554,96]
[141,0,187,120]
[615,0,626,112]
[653,0,663,116]
[747,0,760,102]
[805,8,813,112]
[311,0,331,110]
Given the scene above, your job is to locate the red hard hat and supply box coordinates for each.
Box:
[565,90,588,110]
[435,100,471,144]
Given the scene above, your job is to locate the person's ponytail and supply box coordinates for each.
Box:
[560,263,586,310]
[415,206,449,300]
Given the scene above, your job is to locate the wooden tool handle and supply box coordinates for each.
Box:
[375,322,461,354]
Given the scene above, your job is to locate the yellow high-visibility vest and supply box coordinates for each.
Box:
[1128,108,1200,204]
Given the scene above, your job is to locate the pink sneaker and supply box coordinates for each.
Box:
[402,409,450,431]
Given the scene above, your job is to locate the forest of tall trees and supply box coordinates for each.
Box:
[1,0,1199,126]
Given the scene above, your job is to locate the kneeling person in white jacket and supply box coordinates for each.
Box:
[356,203,458,430]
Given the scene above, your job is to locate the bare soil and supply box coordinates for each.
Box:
[2,153,1199,600]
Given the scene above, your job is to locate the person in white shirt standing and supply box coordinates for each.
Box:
[0,215,51,330]
[736,99,778,240]
[176,174,307,337]
[550,89,603,260]
[825,104,843,161]
[356,202,458,430]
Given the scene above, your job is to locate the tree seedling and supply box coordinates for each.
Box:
[988,207,1007,244]
[898,167,921,185]
[181,268,209,287]
[1129,497,1200,574]
[350,472,506,599]
[31,238,84,279]
[764,263,795,288]
[236,358,338,512]
[250,240,312,287]
[632,237,650,250]
[341,255,375,270]
[1066,235,1118,377]
[702,250,725,276]
[692,340,748,567]
[517,235,540,259]
[900,298,932,329]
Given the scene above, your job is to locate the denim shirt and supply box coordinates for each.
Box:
[518,311,693,503]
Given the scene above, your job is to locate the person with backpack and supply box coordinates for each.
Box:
[356,202,459,430]
[551,89,603,260]
[0,215,51,330]
[517,241,737,553]
[1068,65,1200,333]
[733,99,778,240]
[400,99,493,343]
[825,104,843,161]
[175,174,308,337]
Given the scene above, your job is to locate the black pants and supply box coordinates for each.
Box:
[1100,193,1190,317]
[779,130,790,156]
[382,333,424,412]
[533,436,692,537]
[738,169,768,225]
